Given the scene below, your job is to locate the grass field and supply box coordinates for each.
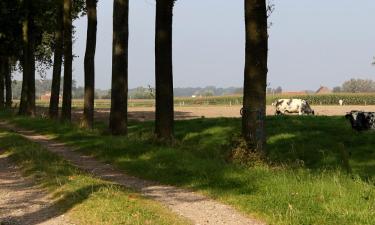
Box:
[0,129,189,225]
[1,111,374,224]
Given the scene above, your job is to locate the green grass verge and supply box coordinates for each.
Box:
[1,111,374,224]
[0,129,189,225]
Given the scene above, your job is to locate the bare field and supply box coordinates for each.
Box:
[54,105,375,123]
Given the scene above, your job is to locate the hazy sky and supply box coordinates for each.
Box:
[60,0,375,90]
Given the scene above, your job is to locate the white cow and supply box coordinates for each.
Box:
[273,99,315,115]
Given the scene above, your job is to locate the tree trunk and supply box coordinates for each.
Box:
[19,17,28,115]
[19,0,35,116]
[49,0,64,119]
[109,0,129,135]
[82,0,97,129]
[61,0,72,121]
[0,58,4,109]
[155,0,174,140]
[242,0,268,154]
[5,57,12,108]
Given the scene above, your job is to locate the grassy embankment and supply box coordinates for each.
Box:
[0,111,374,225]
[0,129,189,225]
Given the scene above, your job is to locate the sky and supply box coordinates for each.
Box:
[46,0,375,91]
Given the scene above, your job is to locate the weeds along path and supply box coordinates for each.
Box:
[0,121,264,225]
[0,151,74,225]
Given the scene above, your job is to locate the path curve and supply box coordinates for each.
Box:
[0,121,264,225]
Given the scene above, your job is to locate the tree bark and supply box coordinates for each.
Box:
[18,17,28,115]
[0,58,5,109]
[49,0,64,119]
[82,0,97,129]
[19,0,35,116]
[242,0,268,154]
[61,0,72,121]
[4,57,12,108]
[109,0,129,135]
[155,0,174,140]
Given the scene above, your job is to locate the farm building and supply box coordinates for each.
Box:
[316,86,331,94]
[40,92,61,101]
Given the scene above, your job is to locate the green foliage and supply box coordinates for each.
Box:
[0,0,85,74]
[342,79,375,93]
[267,93,375,105]
[129,86,155,99]
[11,79,81,100]
[174,94,375,106]
[0,0,22,58]
[1,112,374,225]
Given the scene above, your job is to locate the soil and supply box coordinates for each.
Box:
[0,122,264,225]
[0,152,75,225]
[85,105,375,122]
[31,105,375,123]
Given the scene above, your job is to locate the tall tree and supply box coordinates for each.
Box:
[109,0,129,135]
[242,0,268,153]
[19,0,36,116]
[155,0,175,140]
[61,0,73,121]
[4,57,12,108]
[0,59,5,109]
[1,0,21,109]
[81,0,98,128]
[49,0,64,119]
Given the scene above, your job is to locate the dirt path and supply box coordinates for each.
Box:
[0,151,74,225]
[0,121,264,225]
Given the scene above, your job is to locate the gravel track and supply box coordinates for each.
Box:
[0,122,264,225]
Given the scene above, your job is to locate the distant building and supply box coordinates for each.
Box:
[40,92,51,101]
[40,92,62,101]
[315,86,331,94]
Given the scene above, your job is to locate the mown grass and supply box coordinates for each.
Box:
[1,111,374,224]
[0,129,189,225]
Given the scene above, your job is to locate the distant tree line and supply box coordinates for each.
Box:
[333,79,375,93]
[11,80,255,100]
[12,79,84,100]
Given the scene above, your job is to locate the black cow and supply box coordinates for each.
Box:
[345,110,375,131]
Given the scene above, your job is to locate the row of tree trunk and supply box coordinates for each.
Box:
[19,0,36,116]
[0,57,13,109]
[16,0,268,153]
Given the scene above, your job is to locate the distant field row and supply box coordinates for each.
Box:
[13,93,375,108]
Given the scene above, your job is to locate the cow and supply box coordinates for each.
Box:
[345,110,375,131]
[273,99,315,115]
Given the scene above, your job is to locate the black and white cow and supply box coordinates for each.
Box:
[345,110,375,131]
[273,99,315,115]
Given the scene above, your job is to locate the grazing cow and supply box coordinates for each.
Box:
[273,99,315,115]
[345,110,375,131]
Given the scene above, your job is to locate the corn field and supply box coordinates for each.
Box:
[19,93,375,109]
